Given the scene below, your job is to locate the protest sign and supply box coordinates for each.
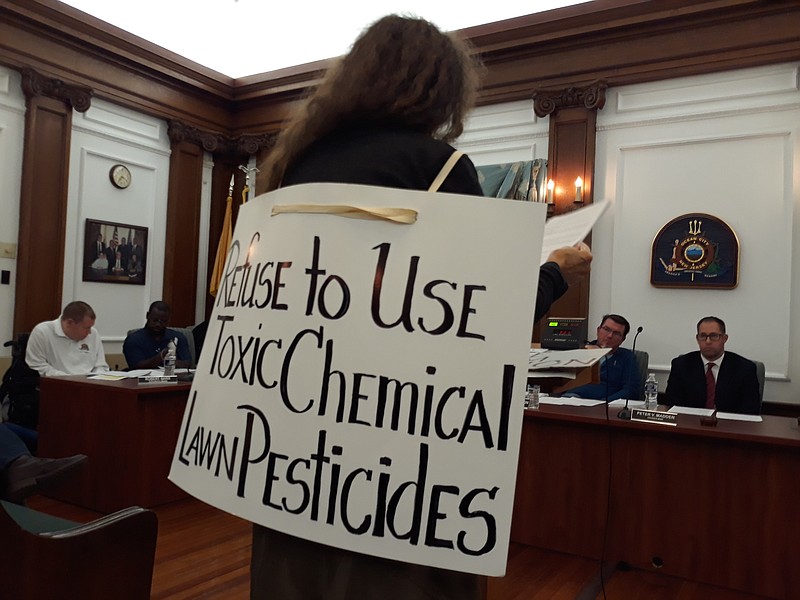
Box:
[169,182,546,575]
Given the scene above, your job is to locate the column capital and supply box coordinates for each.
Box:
[20,67,92,113]
[532,80,607,118]
[167,120,276,157]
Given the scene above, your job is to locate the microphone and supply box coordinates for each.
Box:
[617,325,643,420]
[631,326,643,353]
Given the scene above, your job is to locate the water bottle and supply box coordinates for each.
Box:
[530,384,540,409]
[644,373,658,410]
[524,384,541,409]
[163,338,177,377]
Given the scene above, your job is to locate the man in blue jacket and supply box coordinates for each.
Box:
[565,313,640,401]
[123,301,191,370]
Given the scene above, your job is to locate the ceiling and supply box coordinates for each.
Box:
[57,0,589,78]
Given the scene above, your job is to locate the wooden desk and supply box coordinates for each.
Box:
[38,376,192,513]
[512,404,800,599]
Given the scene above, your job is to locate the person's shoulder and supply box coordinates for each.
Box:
[124,327,145,340]
[30,318,57,335]
[354,125,460,160]
[166,328,189,341]
[672,351,699,365]
[725,352,756,368]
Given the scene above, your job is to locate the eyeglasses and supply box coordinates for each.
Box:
[696,333,723,341]
[599,325,624,338]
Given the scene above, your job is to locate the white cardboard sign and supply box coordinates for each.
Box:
[169,183,546,575]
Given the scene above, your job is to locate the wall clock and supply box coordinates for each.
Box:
[109,164,132,189]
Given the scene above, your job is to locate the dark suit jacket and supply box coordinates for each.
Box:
[665,351,760,414]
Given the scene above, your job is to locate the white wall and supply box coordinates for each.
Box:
[593,63,800,403]
[458,100,549,165]
[0,67,25,356]
[65,99,172,354]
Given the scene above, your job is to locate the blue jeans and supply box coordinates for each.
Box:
[0,423,33,469]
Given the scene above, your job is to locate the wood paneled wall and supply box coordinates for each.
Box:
[163,141,205,326]
[13,68,91,334]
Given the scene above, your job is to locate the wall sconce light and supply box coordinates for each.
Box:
[546,179,555,215]
[574,177,584,205]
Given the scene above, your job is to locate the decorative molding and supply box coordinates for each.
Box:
[20,67,92,112]
[597,102,800,132]
[532,81,608,117]
[167,120,276,156]
[4,1,800,130]
[458,130,548,148]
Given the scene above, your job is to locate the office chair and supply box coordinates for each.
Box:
[752,359,766,405]
[0,500,158,600]
[633,349,650,400]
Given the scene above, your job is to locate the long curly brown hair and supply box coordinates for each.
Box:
[262,14,482,191]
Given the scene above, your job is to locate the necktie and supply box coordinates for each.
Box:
[705,362,716,409]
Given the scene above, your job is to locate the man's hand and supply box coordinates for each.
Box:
[547,242,592,284]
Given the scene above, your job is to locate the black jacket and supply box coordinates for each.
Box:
[665,350,760,414]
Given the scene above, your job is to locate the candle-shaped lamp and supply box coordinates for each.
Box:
[547,179,554,204]
[575,177,583,203]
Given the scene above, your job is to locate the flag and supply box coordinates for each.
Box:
[209,186,233,297]
[112,226,119,245]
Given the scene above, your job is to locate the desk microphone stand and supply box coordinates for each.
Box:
[617,325,643,420]
[617,401,632,420]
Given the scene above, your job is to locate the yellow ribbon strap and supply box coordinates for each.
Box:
[271,204,417,224]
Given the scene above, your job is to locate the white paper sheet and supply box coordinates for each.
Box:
[540,200,609,265]
[666,405,714,416]
[537,397,606,407]
[717,412,763,422]
[528,347,609,370]
[607,399,646,409]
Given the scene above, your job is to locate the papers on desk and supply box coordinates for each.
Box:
[667,406,712,416]
[126,369,155,378]
[666,405,764,422]
[528,348,609,372]
[538,397,605,407]
[717,412,763,422]
[87,373,128,381]
[540,200,609,265]
[607,399,646,409]
[87,368,195,380]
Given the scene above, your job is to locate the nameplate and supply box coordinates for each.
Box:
[137,375,178,384]
[631,409,677,426]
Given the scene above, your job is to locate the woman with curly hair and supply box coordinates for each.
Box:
[261,14,482,197]
[251,14,589,599]
[253,16,489,599]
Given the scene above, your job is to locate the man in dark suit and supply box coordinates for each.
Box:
[665,316,760,414]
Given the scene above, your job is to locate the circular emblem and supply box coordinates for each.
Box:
[683,243,705,263]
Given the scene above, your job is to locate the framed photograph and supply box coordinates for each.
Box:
[83,219,148,285]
